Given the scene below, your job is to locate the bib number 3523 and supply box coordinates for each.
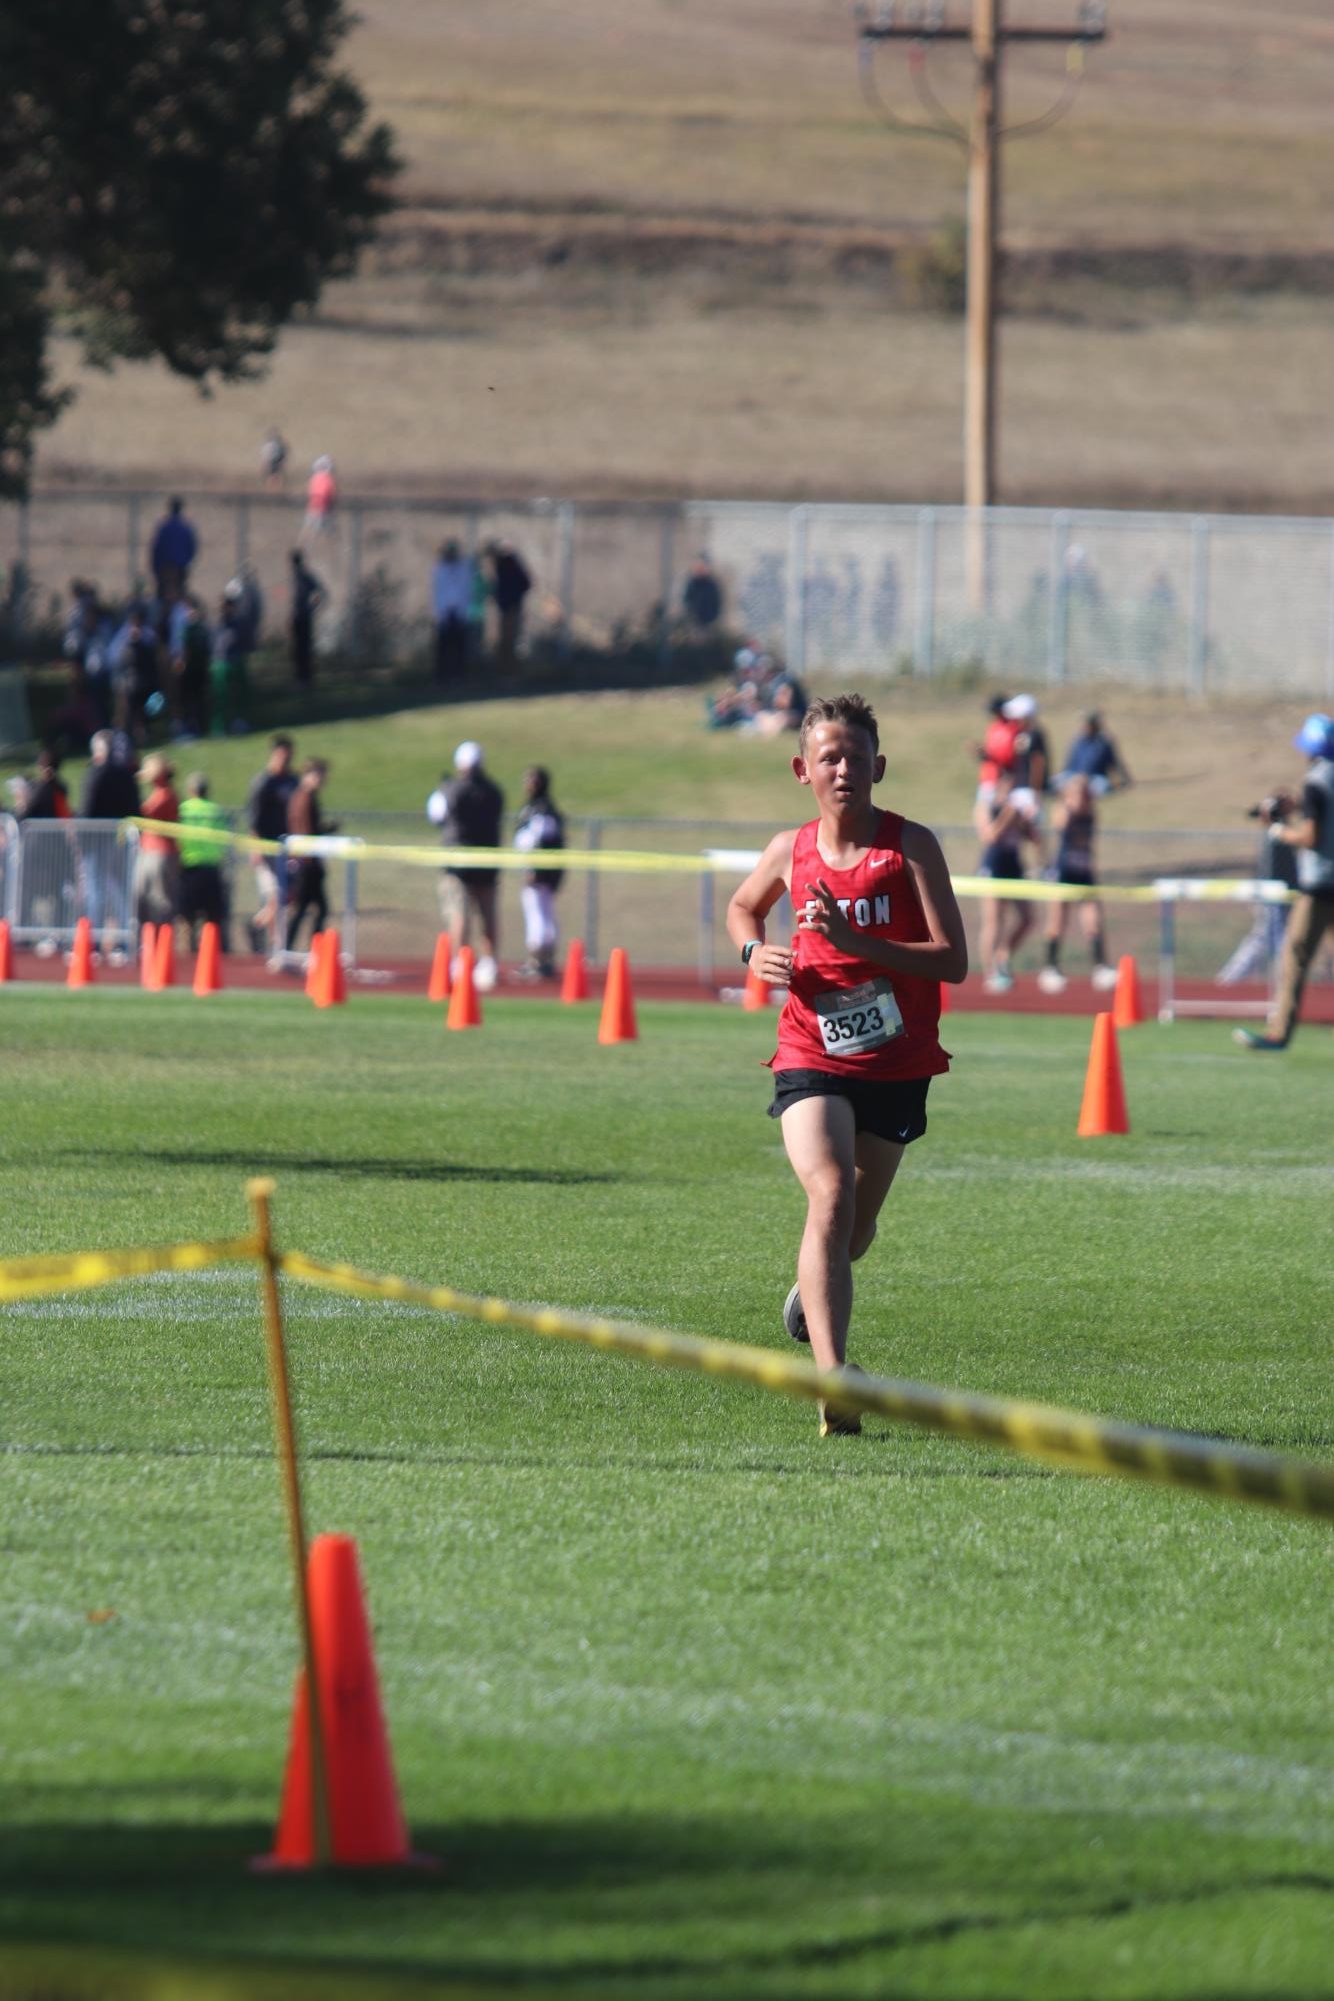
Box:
[813,979,903,1055]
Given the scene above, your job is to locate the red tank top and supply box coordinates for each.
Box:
[772,809,949,1081]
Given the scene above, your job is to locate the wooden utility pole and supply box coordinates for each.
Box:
[857,2,1106,600]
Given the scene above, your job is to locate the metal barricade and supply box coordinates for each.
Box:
[10,819,140,958]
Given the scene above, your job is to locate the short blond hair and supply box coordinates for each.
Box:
[798,693,880,758]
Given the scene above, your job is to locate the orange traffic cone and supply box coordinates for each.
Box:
[67,916,95,988]
[598,946,638,1045]
[938,980,951,1015]
[1112,954,1145,1029]
[140,922,158,989]
[742,960,770,1011]
[1077,1012,1129,1137]
[446,945,481,1028]
[427,933,451,1003]
[0,918,12,983]
[151,922,176,990]
[193,921,224,996]
[304,930,325,999]
[560,939,590,1003]
[259,1535,428,1871]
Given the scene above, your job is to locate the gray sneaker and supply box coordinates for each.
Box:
[782,1282,809,1345]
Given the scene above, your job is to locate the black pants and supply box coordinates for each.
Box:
[434,613,468,683]
[286,861,328,950]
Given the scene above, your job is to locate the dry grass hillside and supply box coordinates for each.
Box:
[32,0,1334,512]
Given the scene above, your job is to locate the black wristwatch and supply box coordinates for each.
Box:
[741,940,760,968]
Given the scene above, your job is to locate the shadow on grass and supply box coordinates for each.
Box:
[51,1146,619,1188]
[0,1812,1328,1996]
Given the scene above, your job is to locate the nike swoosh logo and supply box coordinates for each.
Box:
[896,1126,912,1139]
[869,858,890,869]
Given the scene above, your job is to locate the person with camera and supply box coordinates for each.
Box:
[1234,714,1334,1051]
[1216,791,1300,986]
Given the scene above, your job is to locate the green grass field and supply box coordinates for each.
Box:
[2,989,1331,2000]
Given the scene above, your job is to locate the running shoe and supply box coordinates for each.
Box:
[1233,1028,1288,1051]
[782,1282,809,1345]
[1091,963,1119,991]
[1037,966,1067,994]
[982,969,1014,995]
[819,1362,865,1439]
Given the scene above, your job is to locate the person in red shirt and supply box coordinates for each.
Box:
[727,693,968,1436]
[134,752,180,930]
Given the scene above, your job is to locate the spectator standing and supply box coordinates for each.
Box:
[683,553,723,633]
[111,607,162,743]
[246,734,298,952]
[971,694,1022,803]
[286,759,335,952]
[1037,775,1118,993]
[487,541,531,668]
[149,498,198,601]
[210,594,249,736]
[176,773,231,950]
[80,729,140,947]
[260,427,289,490]
[1057,710,1132,795]
[973,768,1040,993]
[513,765,566,979]
[302,456,338,544]
[169,594,211,740]
[432,539,474,684]
[1004,694,1050,797]
[1217,807,1300,987]
[134,752,180,930]
[289,550,325,688]
[1235,715,1334,1051]
[20,748,71,821]
[426,740,504,990]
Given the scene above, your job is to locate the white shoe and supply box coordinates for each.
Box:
[982,969,1014,995]
[1091,964,1119,992]
[473,955,498,992]
[1037,966,1067,994]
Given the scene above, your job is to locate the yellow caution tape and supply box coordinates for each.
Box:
[0,1236,259,1303]
[277,1251,1334,1523]
[126,817,1293,905]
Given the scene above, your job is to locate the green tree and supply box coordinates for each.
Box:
[0,1,400,496]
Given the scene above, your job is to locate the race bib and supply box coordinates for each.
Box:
[813,978,903,1055]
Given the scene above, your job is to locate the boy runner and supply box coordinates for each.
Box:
[727,694,968,1436]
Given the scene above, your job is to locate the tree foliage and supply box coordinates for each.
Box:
[0,1,400,496]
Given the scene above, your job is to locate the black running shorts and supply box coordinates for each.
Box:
[768,1070,931,1145]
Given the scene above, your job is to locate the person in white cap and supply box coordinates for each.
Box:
[1235,713,1334,1050]
[426,742,505,988]
[1002,694,1049,798]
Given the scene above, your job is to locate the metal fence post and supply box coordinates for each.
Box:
[236,497,250,572]
[914,507,936,676]
[127,494,142,592]
[348,503,363,609]
[698,869,714,985]
[16,500,31,635]
[1187,517,1210,697]
[557,502,576,657]
[658,509,676,670]
[584,818,601,964]
[1046,509,1070,685]
[784,507,808,677]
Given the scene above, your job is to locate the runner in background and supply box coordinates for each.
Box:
[1038,774,1119,993]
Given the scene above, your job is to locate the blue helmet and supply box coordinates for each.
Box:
[1294,713,1334,757]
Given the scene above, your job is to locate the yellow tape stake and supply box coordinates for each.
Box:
[0,1236,259,1303]
[276,1252,1334,1524]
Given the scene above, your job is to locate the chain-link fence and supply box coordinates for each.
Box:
[3,493,1333,698]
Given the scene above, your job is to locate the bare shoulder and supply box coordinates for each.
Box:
[898,817,947,866]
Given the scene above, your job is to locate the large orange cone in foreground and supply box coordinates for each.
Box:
[1112,954,1146,1029]
[560,939,590,1004]
[151,922,176,990]
[938,980,951,1015]
[446,945,481,1029]
[427,933,451,1003]
[193,922,223,996]
[0,919,12,983]
[310,929,346,1008]
[598,946,638,1044]
[742,960,770,1011]
[261,1535,425,1870]
[1077,1012,1129,1137]
[140,923,158,989]
[67,916,95,988]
